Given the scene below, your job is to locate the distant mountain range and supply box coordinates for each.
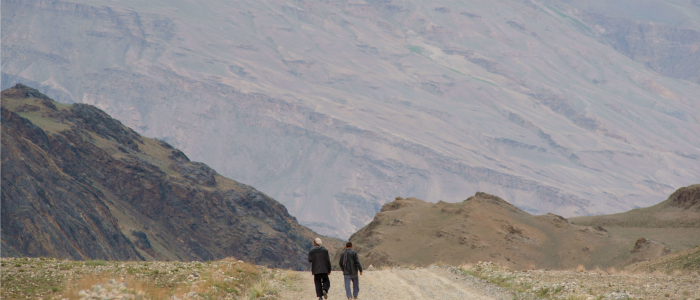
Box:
[1,84,343,269]
[2,0,700,238]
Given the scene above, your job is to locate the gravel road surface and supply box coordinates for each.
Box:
[278,266,512,300]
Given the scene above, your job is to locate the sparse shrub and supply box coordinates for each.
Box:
[84,260,108,267]
[565,295,588,300]
[553,285,564,294]
[280,271,302,286]
[536,287,550,297]
[247,278,277,299]
[214,283,239,294]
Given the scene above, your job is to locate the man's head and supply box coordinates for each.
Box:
[314,237,323,246]
[346,242,352,248]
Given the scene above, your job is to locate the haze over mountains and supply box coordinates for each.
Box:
[3,0,700,238]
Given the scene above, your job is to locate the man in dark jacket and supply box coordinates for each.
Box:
[308,237,331,300]
[338,242,363,300]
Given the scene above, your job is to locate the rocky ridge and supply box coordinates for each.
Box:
[1,84,342,269]
[342,189,700,271]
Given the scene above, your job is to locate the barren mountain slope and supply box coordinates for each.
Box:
[343,191,700,270]
[570,184,700,251]
[563,0,700,84]
[3,0,700,238]
[1,84,343,268]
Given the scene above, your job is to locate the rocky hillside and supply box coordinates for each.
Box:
[1,84,342,269]
[343,190,700,270]
[568,185,700,259]
[571,184,700,228]
[3,0,700,239]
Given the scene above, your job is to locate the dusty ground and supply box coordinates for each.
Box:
[3,257,699,299]
[278,263,700,300]
[464,262,700,300]
[277,266,511,300]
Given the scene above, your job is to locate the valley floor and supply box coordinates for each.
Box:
[278,264,700,300]
[277,266,507,300]
[2,257,698,299]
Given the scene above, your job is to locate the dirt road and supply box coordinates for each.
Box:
[278,266,510,300]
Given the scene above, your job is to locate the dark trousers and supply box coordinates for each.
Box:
[313,273,330,297]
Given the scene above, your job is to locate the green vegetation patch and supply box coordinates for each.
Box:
[84,260,108,267]
[471,76,497,86]
[448,68,466,76]
[544,4,592,33]
[662,246,700,272]
[406,45,424,55]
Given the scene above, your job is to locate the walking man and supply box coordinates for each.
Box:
[309,237,331,300]
[339,242,363,300]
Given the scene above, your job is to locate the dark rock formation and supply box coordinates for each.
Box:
[1,84,341,269]
[666,184,700,211]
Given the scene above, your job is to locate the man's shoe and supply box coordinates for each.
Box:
[323,290,328,299]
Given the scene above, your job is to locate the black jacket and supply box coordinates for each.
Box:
[308,245,331,274]
[338,248,362,275]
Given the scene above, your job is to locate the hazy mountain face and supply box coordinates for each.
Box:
[565,0,700,84]
[3,0,700,238]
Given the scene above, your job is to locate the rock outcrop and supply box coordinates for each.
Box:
[1,84,342,269]
[666,184,700,211]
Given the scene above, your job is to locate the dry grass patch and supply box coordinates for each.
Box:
[1,257,287,300]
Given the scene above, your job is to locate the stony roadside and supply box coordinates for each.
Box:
[456,262,700,300]
[3,257,699,300]
[0,257,294,300]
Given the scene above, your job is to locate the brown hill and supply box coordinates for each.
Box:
[569,185,700,253]
[1,84,343,269]
[571,184,700,228]
[342,192,700,270]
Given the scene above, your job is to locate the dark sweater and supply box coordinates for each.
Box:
[308,245,331,274]
[338,248,363,275]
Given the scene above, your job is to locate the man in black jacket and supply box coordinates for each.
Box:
[338,242,363,300]
[308,237,331,300]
